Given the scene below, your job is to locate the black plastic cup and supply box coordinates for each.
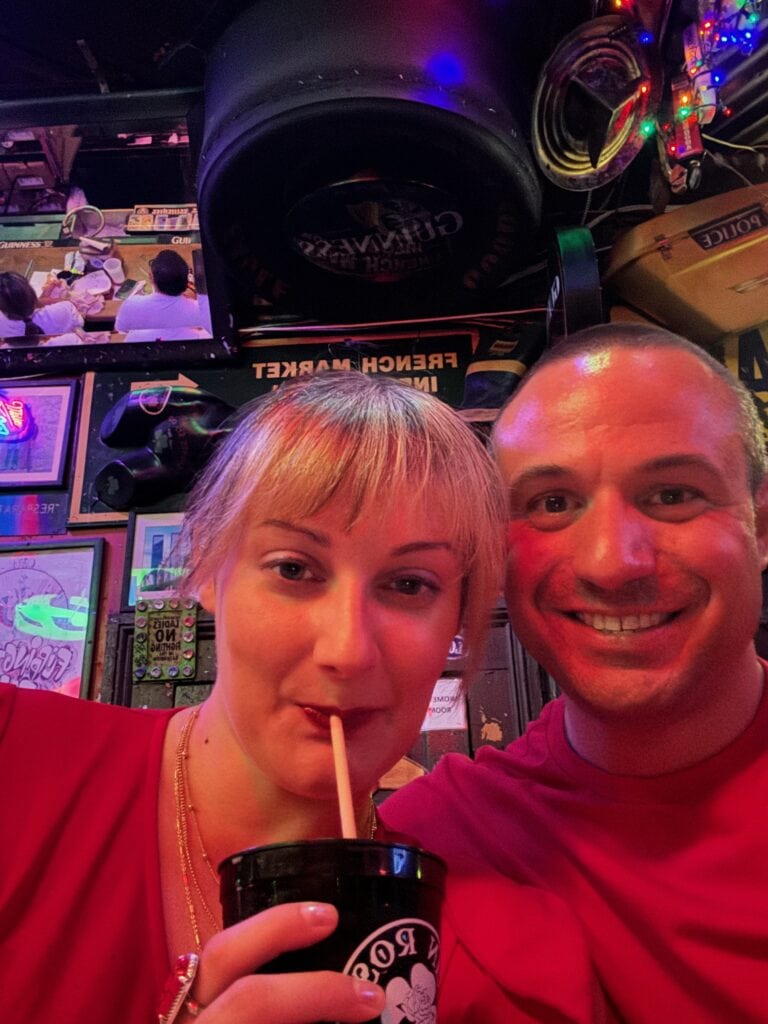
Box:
[219,839,446,1023]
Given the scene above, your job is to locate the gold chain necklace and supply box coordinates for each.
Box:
[174,708,379,950]
[365,795,378,839]
[174,707,220,952]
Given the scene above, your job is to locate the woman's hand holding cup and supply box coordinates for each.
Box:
[182,903,385,1023]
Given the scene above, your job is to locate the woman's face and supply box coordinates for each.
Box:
[199,487,464,802]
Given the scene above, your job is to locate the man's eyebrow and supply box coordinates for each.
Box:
[507,465,572,489]
[638,454,723,476]
[507,455,726,490]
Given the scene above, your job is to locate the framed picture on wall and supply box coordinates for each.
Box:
[122,511,186,608]
[0,538,103,698]
[69,369,249,527]
[0,380,78,489]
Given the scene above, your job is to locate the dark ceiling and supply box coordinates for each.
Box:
[0,1,575,101]
[0,1,592,213]
[0,0,766,323]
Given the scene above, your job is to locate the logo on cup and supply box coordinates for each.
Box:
[343,918,439,1024]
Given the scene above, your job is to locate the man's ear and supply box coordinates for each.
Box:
[755,476,768,570]
[197,579,216,614]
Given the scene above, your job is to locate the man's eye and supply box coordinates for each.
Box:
[643,486,708,521]
[647,487,698,506]
[543,495,569,513]
[528,493,575,515]
[516,491,582,531]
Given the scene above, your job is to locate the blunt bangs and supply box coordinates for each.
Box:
[179,371,507,682]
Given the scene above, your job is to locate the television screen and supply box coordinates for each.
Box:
[0,104,235,373]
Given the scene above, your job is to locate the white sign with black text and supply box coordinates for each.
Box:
[420,677,466,732]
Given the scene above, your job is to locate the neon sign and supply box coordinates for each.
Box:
[13,594,89,641]
[0,396,33,441]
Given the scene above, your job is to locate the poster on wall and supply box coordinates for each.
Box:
[0,539,103,698]
[420,677,467,732]
[724,326,768,445]
[0,380,77,489]
[122,511,185,608]
[69,369,260,526]
[0,493,70,537]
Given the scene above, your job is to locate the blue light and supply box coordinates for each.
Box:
[639,30,654,44]
[412,87,460,113]
[426,52,465,87]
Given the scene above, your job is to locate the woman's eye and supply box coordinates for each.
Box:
[390,576,437,597]
[267,559,314,582]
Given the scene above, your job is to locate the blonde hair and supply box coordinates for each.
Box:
[181,371,507,682]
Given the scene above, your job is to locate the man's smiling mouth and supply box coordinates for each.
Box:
[572,611,676,633]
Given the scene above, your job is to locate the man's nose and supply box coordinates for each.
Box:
[312,583,378,676]
[571,491,656,592]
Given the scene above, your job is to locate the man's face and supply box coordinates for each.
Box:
[494,345,768,724]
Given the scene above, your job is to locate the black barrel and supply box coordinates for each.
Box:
[198,0,542,319]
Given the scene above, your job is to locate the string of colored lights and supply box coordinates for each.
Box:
[646,0,765,173]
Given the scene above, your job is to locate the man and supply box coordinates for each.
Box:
[381,323,768,1022]
[115,248,210,342]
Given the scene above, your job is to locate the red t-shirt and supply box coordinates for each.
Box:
[0,682,603,1023]
[433,865,605,1022]
[0,683,175,1023]
[382,665,768,1022]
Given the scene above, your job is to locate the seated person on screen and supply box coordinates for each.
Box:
[115,249,211,342]
[0,271,83,346]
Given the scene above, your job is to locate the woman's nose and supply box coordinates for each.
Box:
[571,491,656,593]
[312,584,378,676]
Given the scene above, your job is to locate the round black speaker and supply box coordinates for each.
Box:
[197,0,542,319]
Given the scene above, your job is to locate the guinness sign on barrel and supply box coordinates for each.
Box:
[197,0,542,319]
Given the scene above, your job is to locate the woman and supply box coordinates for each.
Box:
[0,371,508,1023]
[0,270,83,345]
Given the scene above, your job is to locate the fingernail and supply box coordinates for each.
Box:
[353,979,385,1007]
[300,902,335,926]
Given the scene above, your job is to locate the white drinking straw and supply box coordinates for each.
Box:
[329,714,357,839]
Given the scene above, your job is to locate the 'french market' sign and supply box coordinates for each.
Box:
[243,330,475,408]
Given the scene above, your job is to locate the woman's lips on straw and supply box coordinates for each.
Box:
[301,705,376,731]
